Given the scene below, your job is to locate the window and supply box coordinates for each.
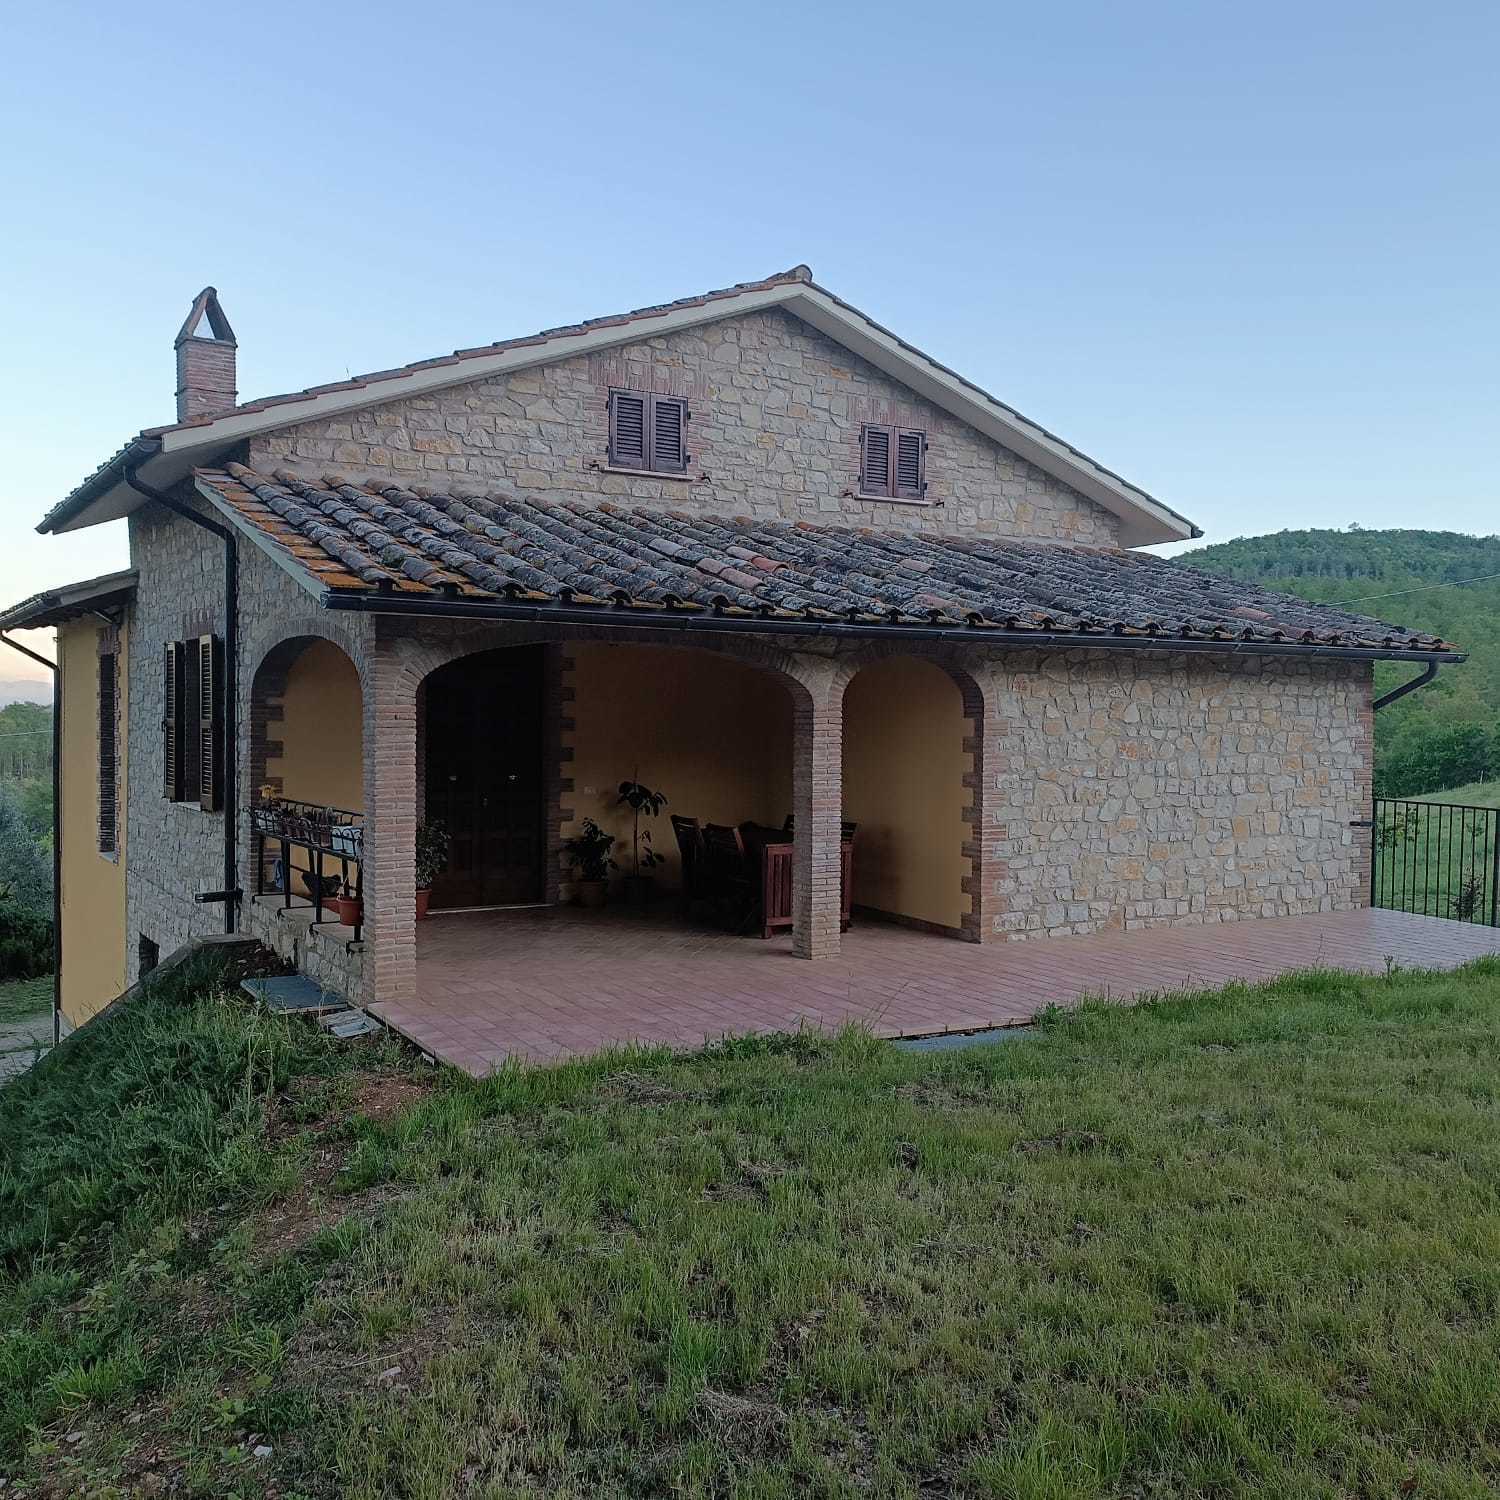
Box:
[97,648,118,854]
[608,389,689,473]
[163,633,223,810]
[860,424,927,500]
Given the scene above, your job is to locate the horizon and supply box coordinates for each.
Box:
[3,0,1495,678]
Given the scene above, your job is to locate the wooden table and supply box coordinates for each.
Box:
[738,824,854,939]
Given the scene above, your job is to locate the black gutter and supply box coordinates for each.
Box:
[0,632,61,1046]
[1372,660,1439,711]
[123,464,240,933]
[320,589,1464,666]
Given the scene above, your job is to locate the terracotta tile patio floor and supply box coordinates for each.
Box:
[367,905,1500,1077]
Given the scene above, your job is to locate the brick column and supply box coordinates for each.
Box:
[791,665,844,960]
[959,667,1008,943]
[363,638,420,1007]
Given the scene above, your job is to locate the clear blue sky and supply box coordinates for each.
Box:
[2,0,1495,675]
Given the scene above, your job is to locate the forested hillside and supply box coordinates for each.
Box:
[1177,529,1500,797]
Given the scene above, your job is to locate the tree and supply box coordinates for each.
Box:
[0,780,51,918]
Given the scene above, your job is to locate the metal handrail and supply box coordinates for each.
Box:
[252,798,364,939]
[1371,797,1500,927]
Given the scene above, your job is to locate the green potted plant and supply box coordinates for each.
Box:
[414,820,450,920]
[563,818,617,908]
[616,777,668,902]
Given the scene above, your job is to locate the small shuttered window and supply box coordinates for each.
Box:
[859,424,927,500]
[162,634,221,810]
[608,389,689,473]
[97,650,119,854]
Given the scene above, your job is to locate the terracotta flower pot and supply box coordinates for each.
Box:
[576,879,607,909]
[333,893,363,927]
[416,888,432,920]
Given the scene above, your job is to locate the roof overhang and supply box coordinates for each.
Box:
[0,569,138,631]
[318,589,1459,665]
[40,277,1198,546]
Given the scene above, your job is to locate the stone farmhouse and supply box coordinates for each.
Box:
[1,268,1459,1048]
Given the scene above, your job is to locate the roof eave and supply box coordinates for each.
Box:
[318,588,1456,663]
[0,568,140,631]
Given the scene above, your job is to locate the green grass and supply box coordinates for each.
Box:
[1422,780,1500,810]
[5,960,1500,1497]
[0,975,51,1030]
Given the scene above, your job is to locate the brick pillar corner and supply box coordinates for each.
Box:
[958,666,1006,943]
[791,664,843,960]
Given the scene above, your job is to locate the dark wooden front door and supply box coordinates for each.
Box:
[423,647,545,909]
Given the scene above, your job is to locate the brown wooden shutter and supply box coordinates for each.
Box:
[197,634,224,812]
[860,424,893,495]
[163,642,181,800]
[98,651,118,853]
[609,390,646,468]
[648,395,688,472]
[895,429,926,499]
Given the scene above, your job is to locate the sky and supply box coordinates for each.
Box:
[1,0,1495,680]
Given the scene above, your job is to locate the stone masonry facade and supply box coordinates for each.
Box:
[251,308,1120,544]
[967,650,1373,939]
[108,304,1374,1015]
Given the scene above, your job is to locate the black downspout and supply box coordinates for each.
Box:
[122,464,239,934]
[0,631,61,1045]
[1372,660,1439,711]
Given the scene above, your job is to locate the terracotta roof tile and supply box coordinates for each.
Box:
[196,464,1456,655]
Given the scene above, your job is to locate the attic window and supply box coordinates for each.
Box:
[860,424,927,501]
[608,390,689,473]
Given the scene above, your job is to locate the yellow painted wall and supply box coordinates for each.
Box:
[565,644,793,888]
[842,657,969,931]
[58,619,129,1027]
[265,640,363,890]
[268,640,363,810]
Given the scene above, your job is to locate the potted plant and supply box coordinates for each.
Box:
[414,820,450,920]
[333,879,363,928]
[563,818,617,909]
[616,777,668,902]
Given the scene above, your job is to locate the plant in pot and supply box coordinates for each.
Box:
[333,878,363,928]
[563,818,617,909]
[414,820,450,920]
[616,777,668,903]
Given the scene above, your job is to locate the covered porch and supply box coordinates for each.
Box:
[372,905,1500,1075]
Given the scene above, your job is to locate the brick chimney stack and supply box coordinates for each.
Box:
[174,287,237,422]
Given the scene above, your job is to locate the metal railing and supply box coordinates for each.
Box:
[251,798,364,939]
[1371,797,1500,926]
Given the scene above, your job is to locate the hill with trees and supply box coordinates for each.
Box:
[1176,528,1500,798]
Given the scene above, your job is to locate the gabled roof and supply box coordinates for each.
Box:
[0,569,138,631]
[192,465,1453,660]
[41,268,1198,546]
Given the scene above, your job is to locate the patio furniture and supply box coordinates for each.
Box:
[745,821,855,939]
[670,814,707,914]
[701,822,758,933]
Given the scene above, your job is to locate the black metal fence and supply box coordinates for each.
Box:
[1371,798,1500,926]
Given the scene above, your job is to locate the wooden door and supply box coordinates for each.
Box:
[423,647,545,909]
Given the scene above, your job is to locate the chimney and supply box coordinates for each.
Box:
[174,287,237,421]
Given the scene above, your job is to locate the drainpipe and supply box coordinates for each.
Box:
[122,464,240,933]
[0,631,61,1045]
[1372,660,1438,711]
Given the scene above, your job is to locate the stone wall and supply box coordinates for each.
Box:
[251,308,1119,544]
[124,494,371,987]
[973,650,1374,939]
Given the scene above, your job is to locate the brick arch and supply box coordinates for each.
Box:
[837,644,994,944]
[243,633,365,903]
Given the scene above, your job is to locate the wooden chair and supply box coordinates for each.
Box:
[670,814,706,914]
[702,822,757,933]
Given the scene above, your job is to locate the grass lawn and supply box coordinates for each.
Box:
[4,957,1500,1497]
[0,976,51,1031]
[1421,781,1500,811]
